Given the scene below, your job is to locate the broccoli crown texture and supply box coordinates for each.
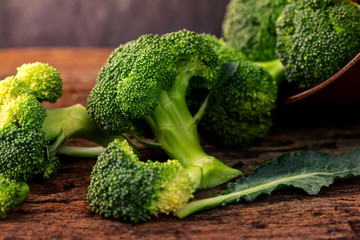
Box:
[87,139,195,222]
[189,34,278,147]
[276,0,360,89]
[15,62,62,103]
[87,29,218,135]
[222,0,289,61]
[0,174,29,220]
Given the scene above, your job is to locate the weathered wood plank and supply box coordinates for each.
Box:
[1,48,360,239]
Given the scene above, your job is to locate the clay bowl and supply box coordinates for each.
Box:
[275,52,360,125]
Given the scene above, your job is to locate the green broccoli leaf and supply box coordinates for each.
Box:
[177,147,360,218]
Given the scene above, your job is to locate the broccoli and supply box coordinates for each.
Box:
[87,139,196,222]
[187,34,278,147]
[276,0,360,89]
[0,174,29,220]
[0,62,119,182]
[222,0,289,61]
[87,30,242,189]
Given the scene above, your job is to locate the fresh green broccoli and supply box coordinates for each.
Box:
[0,174,29,220]
[222,0,289,61]
[187,34,278,147]
[0,62,119,182]
[87,29,242,189]
[276,0,360,89]
[14,62,63,103]
[87,139,196,222]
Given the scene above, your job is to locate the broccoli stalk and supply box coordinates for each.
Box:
[56,145,105,159]
[253,58,285,84]
[43,104,118,158]
[142,65,239,188]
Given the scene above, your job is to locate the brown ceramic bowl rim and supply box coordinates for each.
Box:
[279,52,360,105]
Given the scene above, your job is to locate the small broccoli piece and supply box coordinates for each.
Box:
[87,29,242,189]
[87,139,196,222]
[276,0,360,89]
[188,34,278,147]
[0,174,29,220]
[222,0,289,61]
[0,63,120,181]
[15,62,63,103]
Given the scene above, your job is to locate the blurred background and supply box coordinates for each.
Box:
[0,0,230,48]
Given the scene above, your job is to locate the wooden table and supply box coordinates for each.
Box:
[1,48,360,239]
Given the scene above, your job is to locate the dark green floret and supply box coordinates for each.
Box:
[0,174,29,220]
[87,139,195,222]
[87,29,242,189]
[188,34,278,147]
[0,63,120,182]
[222,0,289,61]
[276,0,360,89]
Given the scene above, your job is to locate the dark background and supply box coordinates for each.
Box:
[0,0,230,48]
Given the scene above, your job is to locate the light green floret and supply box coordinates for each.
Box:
[0,93,46,131]
[0,92,52,181]
[276,0,360,89]
[87,29,242,189]
[87,139,195,222]
[0,174,29,220]
[15,62,62,103]
[0,63,121,181]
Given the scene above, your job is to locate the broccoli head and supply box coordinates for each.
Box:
[87,29,241,189]
[87,139,195,222]
[0,63,119,181]
[15,62,62,103]
[188,34,278,147]
[222,0,289,61]
[276,0,360,89]
[0,174,29,220]
[0,65,61,181]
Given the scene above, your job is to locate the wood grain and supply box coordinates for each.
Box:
[1,48,360,240]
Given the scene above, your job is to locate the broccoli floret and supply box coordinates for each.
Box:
[222,0,289,61]
[188,34,278,147]
[0,63,120,181]
[15,62,63,103]
[0,174,29,220]
[276,0,360,89]
[87,29,242,189]
[87,139,196,222]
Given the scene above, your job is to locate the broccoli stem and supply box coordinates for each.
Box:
[253,58,285,84]
[43,104,119,147]
[176,189,239,219]
[178,172,280,218]
[43,104,121,158]
[145,66,242,189]
[56,146,105,159]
